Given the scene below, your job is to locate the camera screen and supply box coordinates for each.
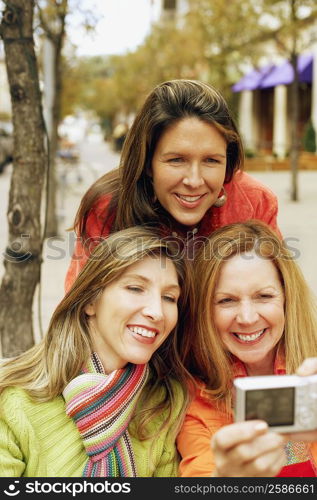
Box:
[245,387,294,426]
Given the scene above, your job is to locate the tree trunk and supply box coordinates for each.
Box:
[0,0,47,356]
[41,2,67,237]
[289,52,299,201]
[289,0,299,201]
[43,37,59,238]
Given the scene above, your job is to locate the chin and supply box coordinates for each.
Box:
[127,354,153,366]
[175,215,203,228]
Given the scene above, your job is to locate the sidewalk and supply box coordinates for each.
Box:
[250,170,317,297]
[0,145,317,342]
[34,139,120,340]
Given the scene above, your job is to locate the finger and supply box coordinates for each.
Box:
[244,447,287,477]
[296,357,317,376]
[215,443,287,478]
[212,420,268,452]
[227,431,287,464]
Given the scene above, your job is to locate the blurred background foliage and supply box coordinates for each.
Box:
[59,0,317,134]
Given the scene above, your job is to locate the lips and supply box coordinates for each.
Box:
[127,325,159,344]
[232,328,266,343]
[174,193,206,208]
[177,194,203,202]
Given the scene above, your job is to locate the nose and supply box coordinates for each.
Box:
[183,164,204,188]
[142,296,164,322]
[236,300,259,325]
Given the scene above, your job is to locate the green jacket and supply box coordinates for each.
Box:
[0,381,184,477]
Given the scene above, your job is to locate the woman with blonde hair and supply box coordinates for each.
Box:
[0,227,194,477]
[177,220,317,477]
[65,79,281,292]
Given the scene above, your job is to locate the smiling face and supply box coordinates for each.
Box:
[85,256,180,373]
[151,117,227,228]
[213,252,285,376]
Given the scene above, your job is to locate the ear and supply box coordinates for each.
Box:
[84,302,96,316]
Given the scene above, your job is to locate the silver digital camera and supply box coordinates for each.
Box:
[234,374,317,433]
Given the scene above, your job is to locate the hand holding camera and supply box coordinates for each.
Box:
[234,372,317,433]
[211,420,287,477]
[211,358,317,477]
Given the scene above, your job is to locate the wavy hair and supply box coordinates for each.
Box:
[0,227,195,438]
[74,79,244,239]
[183,220,317,409]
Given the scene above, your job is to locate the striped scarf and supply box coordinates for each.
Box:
[63,353,149,477]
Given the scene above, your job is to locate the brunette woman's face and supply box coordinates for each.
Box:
[151,117,227,228]
[213,252,285,376]
[85,256,180,373]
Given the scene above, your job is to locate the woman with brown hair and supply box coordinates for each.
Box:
[177,220,317,477]
[65,79,281,291]
[0,227,194,477]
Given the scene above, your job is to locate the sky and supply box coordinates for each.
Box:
[69,0,159,57]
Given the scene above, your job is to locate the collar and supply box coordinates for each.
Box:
[196,347,286,401]
[232,347,286,379]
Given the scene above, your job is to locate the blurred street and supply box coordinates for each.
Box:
[0,141,317,342]
[0,137,120,343]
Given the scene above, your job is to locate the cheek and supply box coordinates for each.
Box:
[213,308,232,333]
[205,168,226,187]
[153,172,172,194]
[265,304,285,327]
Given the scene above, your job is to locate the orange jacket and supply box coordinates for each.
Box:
[177,354,317,477]
[65,170,281,293]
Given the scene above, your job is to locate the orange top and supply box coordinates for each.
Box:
[177,354,317,477]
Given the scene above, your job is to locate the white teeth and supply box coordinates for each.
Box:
[129,326,156,338]
[235,329,265,341]
[178,195,201,202]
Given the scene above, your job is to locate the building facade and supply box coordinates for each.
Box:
[232,50,317,157]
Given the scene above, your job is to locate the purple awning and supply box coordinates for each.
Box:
[231,64,275,91]
[232,53,313,92]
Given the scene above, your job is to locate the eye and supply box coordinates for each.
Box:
[163,295,177,303]
[167,157,184,164]
[126,286,143,293]
[217,297,234,304]
[205,158,221,164]
[258,294,273,299]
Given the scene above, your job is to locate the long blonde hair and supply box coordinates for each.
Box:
[0,227,195,436]
[183,220,317,407]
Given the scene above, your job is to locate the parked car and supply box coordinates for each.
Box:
[0,127,13,173]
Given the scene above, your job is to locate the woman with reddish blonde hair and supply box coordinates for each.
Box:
[177,220,317,477]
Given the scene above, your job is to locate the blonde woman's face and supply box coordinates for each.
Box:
[151,117,227,229]
[85,256,180,373]
[213,252,285,376]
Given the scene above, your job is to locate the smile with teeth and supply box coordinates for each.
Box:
[176,194,204,202]
[128,326,157,338]
[234,328,266,342]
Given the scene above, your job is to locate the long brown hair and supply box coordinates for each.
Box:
[183,220,317,408]
[0,227,195,437]
[74,79,244,240]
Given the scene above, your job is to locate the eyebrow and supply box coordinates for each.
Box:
[161,151,226,158]
[122,273,181,292]
[214,285,280,295]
